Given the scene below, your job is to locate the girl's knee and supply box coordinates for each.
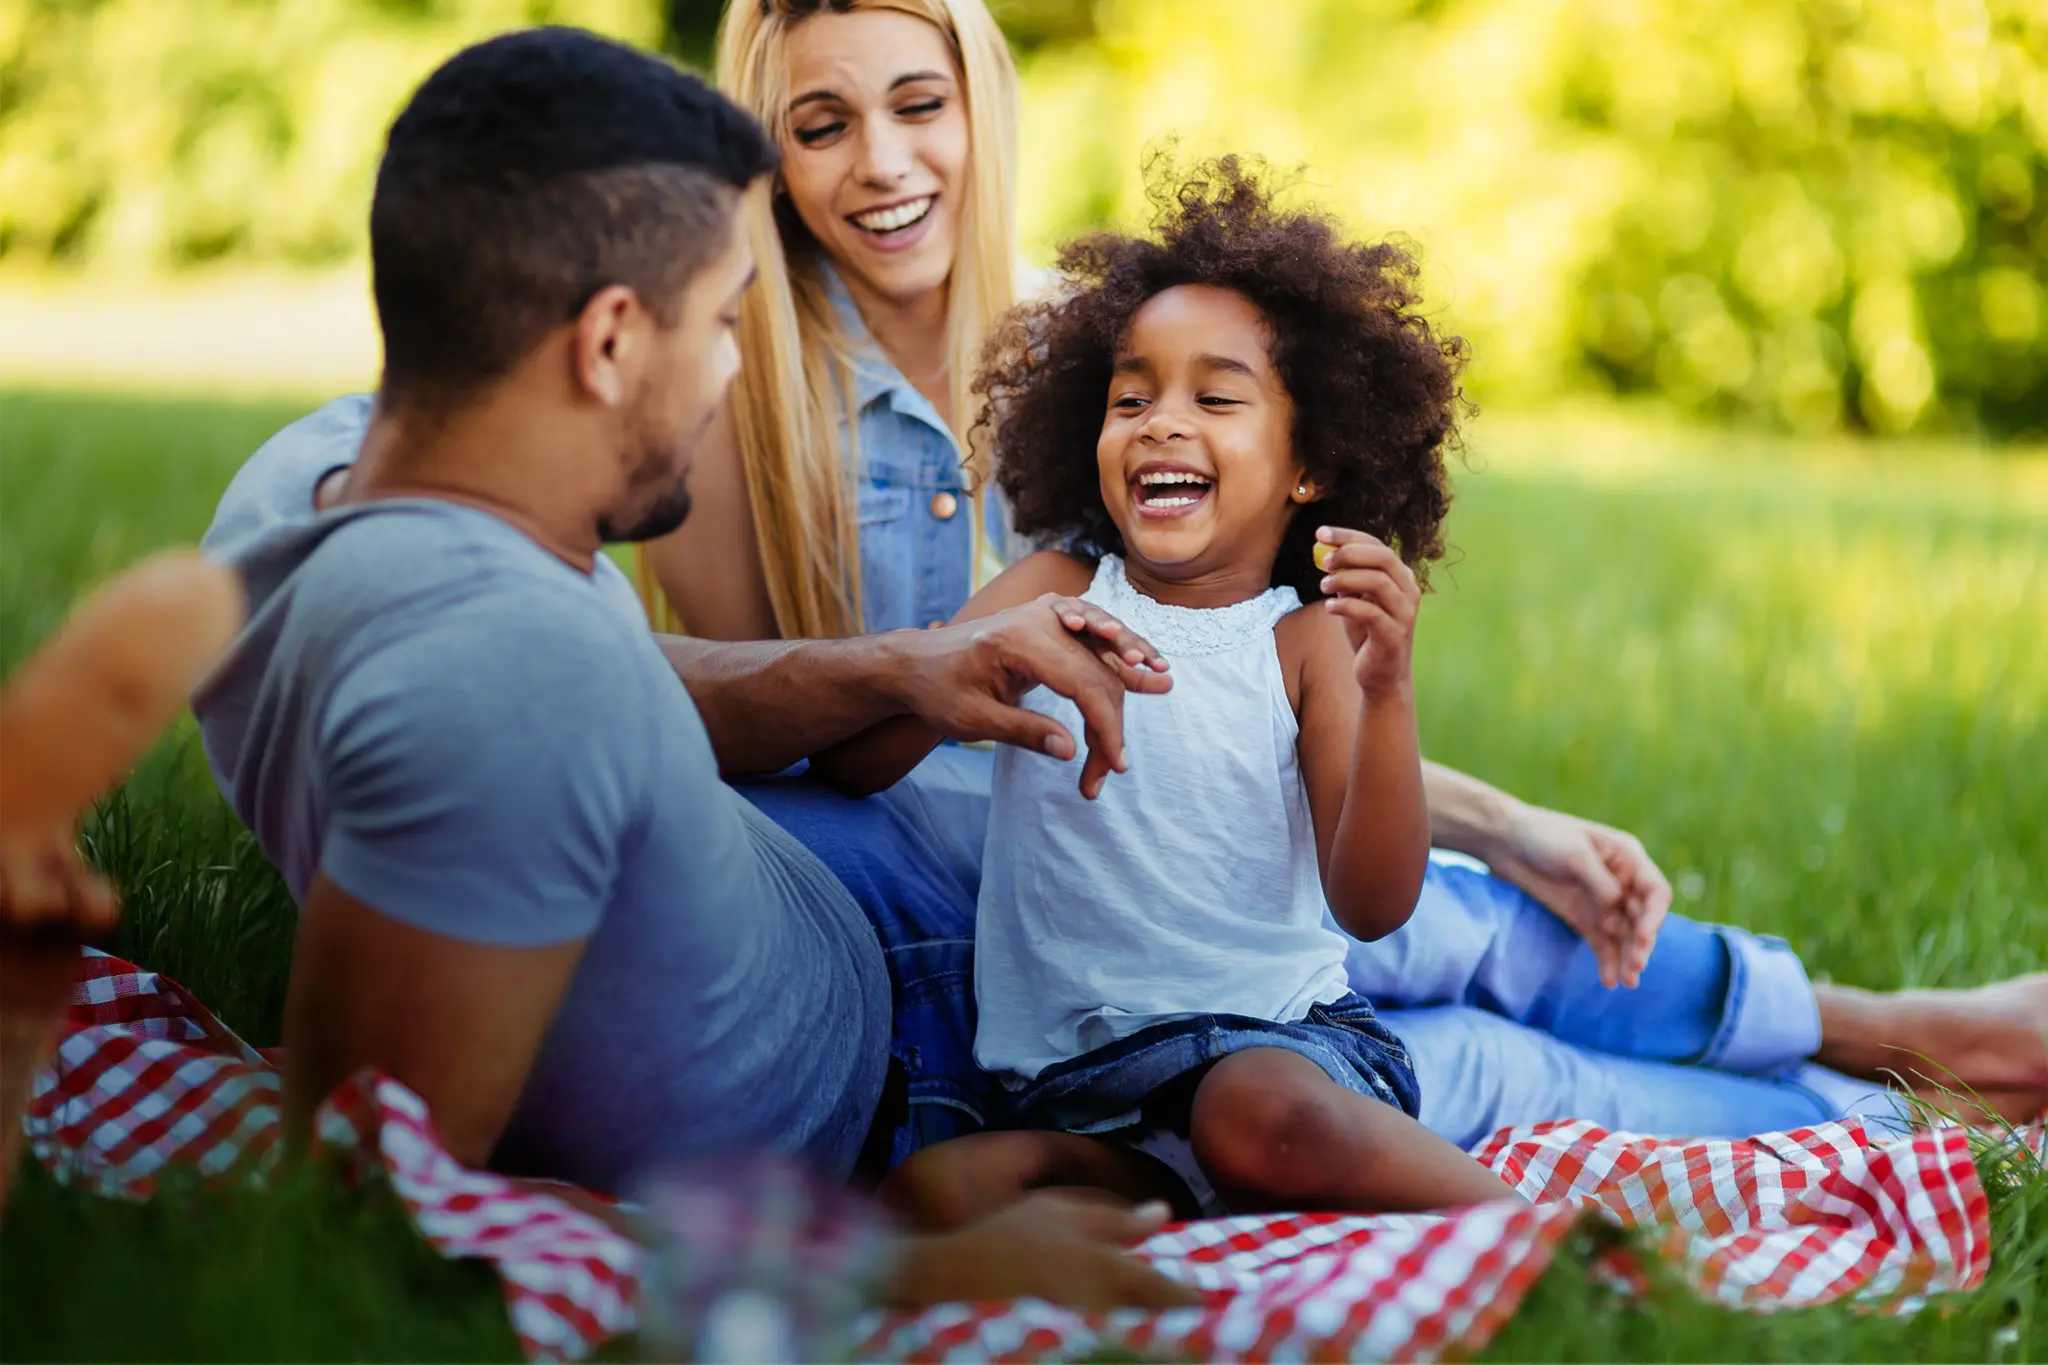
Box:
[1188,1054,1350,1196]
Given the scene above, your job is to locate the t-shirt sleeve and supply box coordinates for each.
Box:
[202,394,372,563]
[314,590,652,947]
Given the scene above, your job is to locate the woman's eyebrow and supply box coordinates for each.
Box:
[789,70,950,112]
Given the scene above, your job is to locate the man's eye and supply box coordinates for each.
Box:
[792,121,845,146]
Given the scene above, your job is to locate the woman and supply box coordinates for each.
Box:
[636,0,2047,1155]
[638,0,1018,643]
[639,0,1023,898]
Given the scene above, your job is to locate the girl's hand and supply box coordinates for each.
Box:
[1314,527,1419,697]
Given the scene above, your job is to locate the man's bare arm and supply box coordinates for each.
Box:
[661,595,1170,784]
[657,632,915,779]
[282,874,585,1168]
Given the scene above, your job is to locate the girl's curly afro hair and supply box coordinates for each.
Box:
[973,154,1467,598]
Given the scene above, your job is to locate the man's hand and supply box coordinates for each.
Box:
[1046,595,1172,686]
[0,829,120,1077]
[1486,807,1672,989]
[0,831,119,948]
[892,595,1172,800]
[887,1192,1201,1312]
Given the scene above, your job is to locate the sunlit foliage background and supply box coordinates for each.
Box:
[3,8,2044,1352]
[4,0,2043,436]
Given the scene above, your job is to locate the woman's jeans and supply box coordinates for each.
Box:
[752,747,1901,1161]
[1359,852,1900,1147]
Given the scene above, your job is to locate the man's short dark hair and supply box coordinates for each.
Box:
[370,27,778,411]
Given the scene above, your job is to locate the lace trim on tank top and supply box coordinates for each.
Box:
[1091,555,1301,657]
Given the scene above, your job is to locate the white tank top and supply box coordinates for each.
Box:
[973,555,1353,1082]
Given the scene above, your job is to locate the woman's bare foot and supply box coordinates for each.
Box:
[1904,1082,2048,1129]
[1816,974,2048,1093]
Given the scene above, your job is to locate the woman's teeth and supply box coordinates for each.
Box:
[851,197,934,233]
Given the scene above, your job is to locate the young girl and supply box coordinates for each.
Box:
[817,158,1521,1219]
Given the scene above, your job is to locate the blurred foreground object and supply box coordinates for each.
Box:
[0,550,245,1211]
[636,1157,892,1362]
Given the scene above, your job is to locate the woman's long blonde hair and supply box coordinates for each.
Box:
[638,0,1019,638]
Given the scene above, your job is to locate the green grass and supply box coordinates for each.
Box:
[0,388,2043,1360]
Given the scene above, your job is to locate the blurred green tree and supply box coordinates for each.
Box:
[0,0,662,270]
[1560,0,2047,436]
[2,0,2040,436]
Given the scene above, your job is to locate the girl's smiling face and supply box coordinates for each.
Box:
[1097,284,1313,605]
[778,10,969,312]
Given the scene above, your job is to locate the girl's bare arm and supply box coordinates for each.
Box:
[1280,606,1430,943]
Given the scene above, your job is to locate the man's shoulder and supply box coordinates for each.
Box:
[305,512,645,663]
[205,393,373,563]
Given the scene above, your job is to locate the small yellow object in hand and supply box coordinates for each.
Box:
[1312,542,1338,573]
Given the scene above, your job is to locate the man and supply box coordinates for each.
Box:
[194,27,1192,1309]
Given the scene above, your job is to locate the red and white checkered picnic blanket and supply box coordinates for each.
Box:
[27,950,2040,1361]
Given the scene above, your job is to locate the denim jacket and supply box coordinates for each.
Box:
[827,270,1016,632]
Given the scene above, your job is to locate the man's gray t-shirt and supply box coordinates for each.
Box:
[194,396,891,1194]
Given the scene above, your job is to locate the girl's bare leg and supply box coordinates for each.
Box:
[1188,1047,1525,1215]
[879,1129,1195,1232]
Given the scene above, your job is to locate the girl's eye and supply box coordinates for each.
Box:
[792,120,846,146]
[1112,395,1148,410]
[1198,396,1241,407]
[898,97,945,118]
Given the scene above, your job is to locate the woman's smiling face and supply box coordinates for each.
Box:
[778,9,969,310]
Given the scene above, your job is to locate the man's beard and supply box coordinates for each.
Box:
[599,480,692,544]
[596,398,698,544]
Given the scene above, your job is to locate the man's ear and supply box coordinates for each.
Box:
[570,284,644,407]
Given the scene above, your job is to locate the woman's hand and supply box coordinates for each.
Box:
[1487,807,1672,989]
[1313,528,1420,698]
